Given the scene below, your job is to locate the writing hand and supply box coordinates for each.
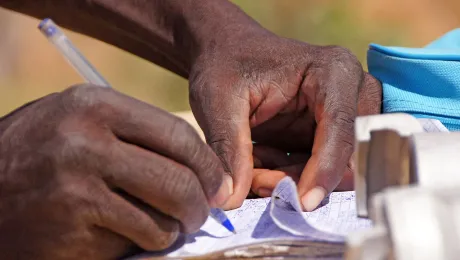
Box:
[0,85,229,259]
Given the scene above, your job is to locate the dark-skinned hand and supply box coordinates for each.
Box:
[0,85,229,259]
[0,0,381,212]
[189,31,382,211]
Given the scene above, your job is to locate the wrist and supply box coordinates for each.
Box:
[169,0,269,70]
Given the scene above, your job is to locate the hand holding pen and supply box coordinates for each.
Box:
[38,18,236,234]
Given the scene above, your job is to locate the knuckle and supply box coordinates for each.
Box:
[65,83,98,101]
[54,176,98,215]
[62,84,113,112]
[167,117,202,158]
[331,106,355,128]
[362,73,383,99]
[179,118,198,138]
[57,123,90,150]
[322,45,362,75]
[171,117,199,140]
[64,133,92,154]
[358,73,383,115]
[148,228,179,251]
[335,112,355,132]
[325,45,357,62]
[53,121,102,168]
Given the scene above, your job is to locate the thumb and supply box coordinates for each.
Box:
[189,81,253,210]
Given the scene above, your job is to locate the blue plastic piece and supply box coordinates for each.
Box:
[367,28,460,131]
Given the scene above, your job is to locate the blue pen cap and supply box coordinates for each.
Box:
[38,18,60,38]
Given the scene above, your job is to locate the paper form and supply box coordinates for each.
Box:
[148,119,449,258]
[270,177,369,241]
[123,116,450,260]
[167,177,371,257]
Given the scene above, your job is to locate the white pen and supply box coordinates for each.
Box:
[38,18,111,87]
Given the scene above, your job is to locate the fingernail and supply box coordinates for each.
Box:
[257,188,272,197]
[301,186,327,212]
[212,175,233,207]
[224,174,234,196]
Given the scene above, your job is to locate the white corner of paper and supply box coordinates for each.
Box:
[269,176,372,241]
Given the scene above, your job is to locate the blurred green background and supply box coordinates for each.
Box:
[0,0,458,116]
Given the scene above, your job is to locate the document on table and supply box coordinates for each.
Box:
[129,118,449,259]
[164,177,372,258]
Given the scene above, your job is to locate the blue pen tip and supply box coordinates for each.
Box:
[222,219,236,234]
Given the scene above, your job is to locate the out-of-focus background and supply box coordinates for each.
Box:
[0,0,459,117]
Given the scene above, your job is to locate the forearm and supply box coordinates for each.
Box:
[0,0,264,78]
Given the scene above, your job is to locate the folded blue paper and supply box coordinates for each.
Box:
[367,29,460,131]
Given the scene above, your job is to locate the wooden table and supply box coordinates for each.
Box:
[130,240,345,260]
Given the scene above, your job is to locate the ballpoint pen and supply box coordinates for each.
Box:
[38,18,236,234]
[38,18,111,88]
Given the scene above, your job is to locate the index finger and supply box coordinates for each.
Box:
[189,80,253,210]
[297,53,361,211]
[298,115,355,211]
[64,85,229,206]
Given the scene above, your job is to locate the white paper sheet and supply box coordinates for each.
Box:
[270,177,370,241]
[137,119,448,258]
[167,177,371,257]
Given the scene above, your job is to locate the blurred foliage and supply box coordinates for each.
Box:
[0,0,458,116]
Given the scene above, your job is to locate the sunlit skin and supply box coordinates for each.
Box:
[0,0,381,259]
